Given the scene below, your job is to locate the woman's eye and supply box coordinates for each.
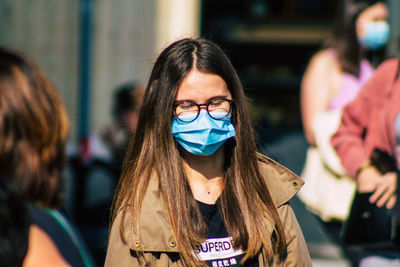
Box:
[209,99,223,107]
[180,102,196,109]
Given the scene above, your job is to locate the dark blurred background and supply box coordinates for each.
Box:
[202,0,337,145]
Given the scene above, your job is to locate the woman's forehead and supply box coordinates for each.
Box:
[175,70,231,102]
[358,2,388,22]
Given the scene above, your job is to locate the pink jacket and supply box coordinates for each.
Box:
[332,58,400,178]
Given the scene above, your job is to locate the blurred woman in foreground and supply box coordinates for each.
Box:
[0,47,93,267]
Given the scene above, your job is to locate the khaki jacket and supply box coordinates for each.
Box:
[105,154,312,266]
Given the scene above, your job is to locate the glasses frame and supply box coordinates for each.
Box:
[173,97,234,123]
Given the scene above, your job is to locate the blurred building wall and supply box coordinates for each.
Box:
[0,0,200,143]
[92,0,157,136]
[92,0,200,135]
[0,0,80,141]
[155,0,201,53]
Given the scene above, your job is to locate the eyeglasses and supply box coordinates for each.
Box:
[174,97,234,123]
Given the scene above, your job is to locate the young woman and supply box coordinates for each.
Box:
[106,38,311,266]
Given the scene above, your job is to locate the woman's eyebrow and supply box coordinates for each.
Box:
[205,95,229,101]
[175,95,229,103]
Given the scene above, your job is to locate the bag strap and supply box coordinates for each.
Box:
[44,209,94,267]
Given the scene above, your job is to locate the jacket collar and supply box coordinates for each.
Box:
[123,153,303,252]
[256,153,303,208]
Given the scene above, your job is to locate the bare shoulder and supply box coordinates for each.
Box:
[23,225,71,267]
[303,49,342,95]
[308,49,340,72]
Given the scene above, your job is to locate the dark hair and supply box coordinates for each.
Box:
[0,179,31,267]
[0,48,69,208]
[325,0,386,76]
[112,82,139,118]
[111,38,287,265]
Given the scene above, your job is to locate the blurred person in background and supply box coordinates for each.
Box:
[332,56,400,266]
[101,81,144,179]
[63,82,144,266]
[298,0,389,239]
[0,47,94,267]
[105,38,311,266]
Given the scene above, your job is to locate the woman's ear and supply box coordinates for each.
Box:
[355,19,365,40]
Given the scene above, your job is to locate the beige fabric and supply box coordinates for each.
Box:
[105,154,312,266]
[298,110,356,221]
[313,110,347,175]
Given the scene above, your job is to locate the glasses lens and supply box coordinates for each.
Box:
[175,102,199,122]
[208,99,231,119]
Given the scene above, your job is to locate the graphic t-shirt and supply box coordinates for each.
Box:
[196,200,259,267]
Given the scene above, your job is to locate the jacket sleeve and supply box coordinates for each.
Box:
[277,204,312,267]
[331,59,399,178]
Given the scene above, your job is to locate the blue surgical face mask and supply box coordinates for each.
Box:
[171,110,235,156]
[358,21,390,51]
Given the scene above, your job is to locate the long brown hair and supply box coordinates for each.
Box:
[325,0,386,76]
[0,48,69,208]
[111,38,287,265]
